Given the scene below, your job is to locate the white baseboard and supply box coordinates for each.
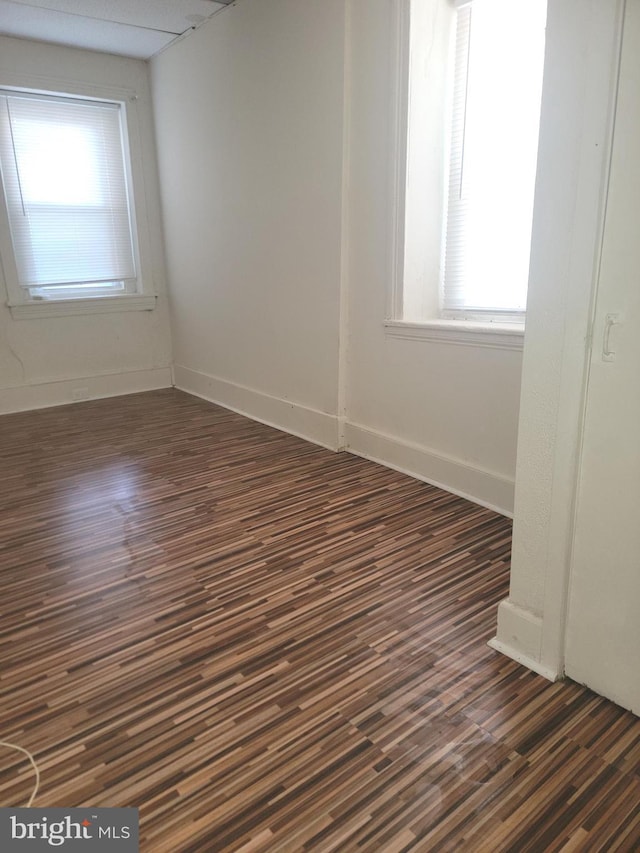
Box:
[0,367,172,415]
[175,371,514,514]
[174,365,342,451]
[489,598,560,682]
[344,421,514,517]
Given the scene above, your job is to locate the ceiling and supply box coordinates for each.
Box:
[0,0,234,59]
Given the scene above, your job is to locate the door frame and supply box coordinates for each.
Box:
[491,0,627,679]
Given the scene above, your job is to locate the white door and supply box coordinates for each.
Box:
[565,0,640,714]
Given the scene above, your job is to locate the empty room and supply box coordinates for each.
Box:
[0,0,638,850]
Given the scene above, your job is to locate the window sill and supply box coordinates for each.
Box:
[384,319,525,350]
[8,294,157,320]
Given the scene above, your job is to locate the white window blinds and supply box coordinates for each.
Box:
[443,0,546,316]
[0,91,137,292]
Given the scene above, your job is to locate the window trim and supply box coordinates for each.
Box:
[384,318,524,349]
[0,73,156,319]
[8,294,156,319]
[387,0,531,347]
[387,0,411,325]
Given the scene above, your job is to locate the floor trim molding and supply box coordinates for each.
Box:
[174,365,342,452]
[0,367,172,414]
[490,598,561,682]
[344,421,514,517]
[488,638,560,682]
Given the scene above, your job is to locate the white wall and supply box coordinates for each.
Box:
[491,0,624,679]
[151,0,347,450]
[151,0,523,511]
[0,36,173,414]
[345,0,522,514]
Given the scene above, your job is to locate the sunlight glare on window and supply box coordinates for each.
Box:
[445,0,547,315]
[16,121,101,206]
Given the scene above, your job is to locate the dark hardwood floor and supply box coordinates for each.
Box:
[0,389,639,851]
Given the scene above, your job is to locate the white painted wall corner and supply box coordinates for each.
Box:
[344,420,514,517]
[174,364,343,452]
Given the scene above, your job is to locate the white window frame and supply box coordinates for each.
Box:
[385,0,528,350]
[441,0,545,325]
[0,75,156,319]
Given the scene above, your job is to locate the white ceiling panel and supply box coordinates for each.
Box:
[2,0,226,34]
[0,0,229,59]
[0,2,172,57]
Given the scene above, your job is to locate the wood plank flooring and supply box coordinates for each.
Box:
[0,388,639,851]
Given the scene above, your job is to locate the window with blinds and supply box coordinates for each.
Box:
[442,0,546,320]
[0,90,138,300]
